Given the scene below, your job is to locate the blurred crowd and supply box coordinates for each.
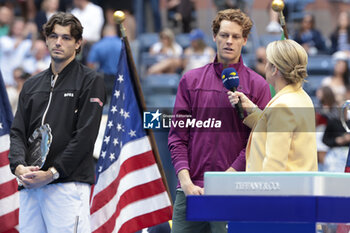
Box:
[2,0,350,177]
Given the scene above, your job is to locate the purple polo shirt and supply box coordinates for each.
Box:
[168,56,271,188]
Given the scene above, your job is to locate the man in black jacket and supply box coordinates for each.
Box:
[8,12,105,233]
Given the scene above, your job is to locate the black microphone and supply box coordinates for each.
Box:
[221,67,245,120]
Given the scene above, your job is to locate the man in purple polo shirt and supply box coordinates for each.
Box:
[168,9,271,233]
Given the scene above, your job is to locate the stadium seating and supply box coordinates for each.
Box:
[145,94,177,109]
[204,36,217,50]
[141,73,180,109]
[285,0,315,22]
[242,53,256,70]
[176,32,216,50]
[303,75,326,97]
[307,55,333,76]
[259,34,282,47]
[139,52,159,76]
[175,33,191,49]
[142,73,180,96]
[138,33,159,53]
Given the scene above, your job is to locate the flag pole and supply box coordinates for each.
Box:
[114,11,173,204]
[271,0,289,39]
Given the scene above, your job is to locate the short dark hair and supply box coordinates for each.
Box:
[212,9,252,38]
[43,12,83,53]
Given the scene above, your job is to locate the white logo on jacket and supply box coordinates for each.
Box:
[64,93,74,97]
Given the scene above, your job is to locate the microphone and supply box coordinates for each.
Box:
[222,67,244,120]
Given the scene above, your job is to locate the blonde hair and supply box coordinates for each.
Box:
[160,28,175,43]
[212,8,252,38]
[266,39,308,84]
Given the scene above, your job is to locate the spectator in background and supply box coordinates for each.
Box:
[213,0,247,11]
[293,13,327,55]
[0,18,33,87]
[330,11,350,56]
[34,0,59,39]
[321,51,349,106]
[71,0,104,43]
[266,5,281,34]
[315,86,337,170]
[167,0,195,33]
[253,46,267,77]
[71,0,104,64]
[88,24,122,103]
[182,28,215,74]
[252,46,276,97]
[22,39,51,75]
[322,105,350,172]
[6,67,31,114]
[58,0,74,12]
[134,0,162,36]
[0,5,13,37]
[147,28,183,75]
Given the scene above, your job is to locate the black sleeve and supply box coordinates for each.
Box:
[8,87,28,174]
[322,119,347,147]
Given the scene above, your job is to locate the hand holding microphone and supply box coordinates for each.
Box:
[221,67,256,118]
[227,91,256,115]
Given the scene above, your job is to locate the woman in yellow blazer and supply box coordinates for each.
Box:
[228,39,318,171]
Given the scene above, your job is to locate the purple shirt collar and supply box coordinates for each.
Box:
[213,55,245,78]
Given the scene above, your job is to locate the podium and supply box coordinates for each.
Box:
[186,172,350,233]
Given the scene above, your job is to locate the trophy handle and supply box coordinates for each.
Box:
[341,100,350,133]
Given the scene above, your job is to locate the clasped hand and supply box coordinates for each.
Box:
[15,165,53,189]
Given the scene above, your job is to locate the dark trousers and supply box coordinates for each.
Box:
[171,190,227,233]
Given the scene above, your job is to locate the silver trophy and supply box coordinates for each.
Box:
[17,124,52,187]
[341,100,350,133]
[27,123,52,168]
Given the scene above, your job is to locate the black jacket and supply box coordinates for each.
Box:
[9,59,106,185]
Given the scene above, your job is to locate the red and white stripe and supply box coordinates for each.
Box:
[0,135,19,233]
[90,136,172,233]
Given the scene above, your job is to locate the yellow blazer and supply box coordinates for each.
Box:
[244,84,318,171]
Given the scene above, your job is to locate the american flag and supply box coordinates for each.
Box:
[0,71,19,233]
[90,42,173,233]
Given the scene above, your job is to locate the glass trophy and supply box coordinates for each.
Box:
[27,123,52,168]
